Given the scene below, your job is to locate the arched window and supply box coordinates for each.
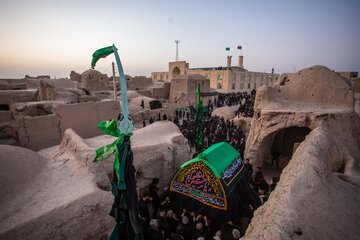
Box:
[172,67,181,77]
[217,82,222,89]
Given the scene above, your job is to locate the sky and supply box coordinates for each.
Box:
[0,0,359,78]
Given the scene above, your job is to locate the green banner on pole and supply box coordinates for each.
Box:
[91,46,114,69]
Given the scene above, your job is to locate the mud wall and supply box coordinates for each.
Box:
[15,100,120,150]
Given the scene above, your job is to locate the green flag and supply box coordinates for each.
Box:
[225,47,230,51]
[196,81,201,103]
[195,83,204,153]
[91,46,114,69]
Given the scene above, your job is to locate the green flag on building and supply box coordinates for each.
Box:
[91,46,114,69]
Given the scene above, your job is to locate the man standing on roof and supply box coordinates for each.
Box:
[140,99,145,109]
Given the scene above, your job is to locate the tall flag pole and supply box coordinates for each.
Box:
[112,44,134,134]
[195,82,204,153]
[92,45,142,240]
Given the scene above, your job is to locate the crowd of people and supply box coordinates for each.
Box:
[140,178,245,240]
[139,167,278,240]
[216,90,256,118]
[177,113,246,159]
[144,91,257,159]
[144,90,257,129]
[135,90,283,239]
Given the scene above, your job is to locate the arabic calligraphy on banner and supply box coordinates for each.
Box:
[221,155,243,186]
[170,161,227,210]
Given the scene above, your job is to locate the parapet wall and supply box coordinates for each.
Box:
[13,100,120,150]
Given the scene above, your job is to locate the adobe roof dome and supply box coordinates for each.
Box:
[81,69,103,77]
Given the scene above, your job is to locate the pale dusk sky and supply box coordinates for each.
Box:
[0,0,359,78]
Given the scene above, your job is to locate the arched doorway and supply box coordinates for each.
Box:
[271,127,311,165]
[257,126,311,181]
[172,66,180,78]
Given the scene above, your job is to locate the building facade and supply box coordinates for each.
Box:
[151,56,279,93]
[169,74,213,105]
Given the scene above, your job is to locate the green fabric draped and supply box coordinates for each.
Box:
[94,119,132,189]
[181,142,239,178]
[91,46,114,69]
[109,224,119,240]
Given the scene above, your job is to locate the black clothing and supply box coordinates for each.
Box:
[140,99,145,109]
[181,223,193,240]
[159,190,171,211]
[139,199,150,223]
[149,183,160,218]
[145,228,162,240]
[170,233,184,240]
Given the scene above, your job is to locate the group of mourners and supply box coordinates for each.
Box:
[216,90,256,118]
[139,167,278,240]
[143,90,257,128]
[140,178,244,240]
[136,90,282,239]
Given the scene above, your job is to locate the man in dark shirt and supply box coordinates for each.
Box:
[145,219,163,240]
[140,99,145,109]
[149,178,160,218]
[179,215,193,240]
[139,191,151,232]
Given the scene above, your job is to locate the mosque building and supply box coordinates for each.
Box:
[151,55,279,93]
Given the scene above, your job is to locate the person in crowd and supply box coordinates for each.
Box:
[149,116,154,124]
[159,186,171,211]
[166,209,180,233]
[149,178,160,218]
[254,168,269,193]
[271,147,280,170]
[174,116,179,125]
[179,215,193,240]
[170,225,184,240]
[145,219,163,240]
[141,99,145,109]
[163,113,168,121]
[232,229,241,239]
[139,190,152,232]
[213,230,222,240]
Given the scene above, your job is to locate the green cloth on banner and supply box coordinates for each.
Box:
[94,119,132,190]
[203,142,239,174]
[116,140,129,190]
[91,46,114,69]
[181,142,239,177]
